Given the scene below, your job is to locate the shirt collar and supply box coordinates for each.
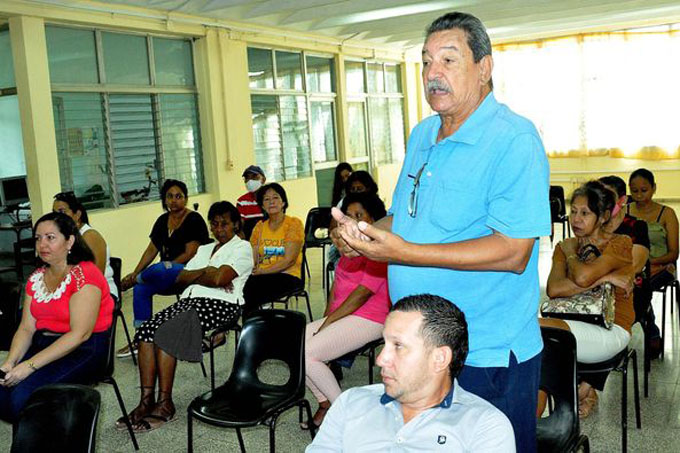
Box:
[428,91,499,147]
[380,379,459,408]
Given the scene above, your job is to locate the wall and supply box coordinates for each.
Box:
[549,156,680,201]
[0,1,412,274]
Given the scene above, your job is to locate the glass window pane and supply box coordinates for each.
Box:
[108,94,159,204]
[345,61,365,93]
[347,102,368,158]
[153,38,194,86]
[248,47,274,89]
[52,92,113,210]
[159,94,204,194]
[368,97,390,163]
[0,95,26,178]
[310,101,336,163]
[46,26,98,84]
[385,64,402,93]
[251,95,283,181]
[0,29,15,88]
[275,51,303,90]
[280,95,311,179]
[306,55,334,93]
[367,62,384,93]
[388,98,406,161]
[102,32,150,85]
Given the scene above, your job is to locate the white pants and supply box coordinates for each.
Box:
[564,321,630,364]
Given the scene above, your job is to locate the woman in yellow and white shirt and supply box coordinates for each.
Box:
[242,183,304,316]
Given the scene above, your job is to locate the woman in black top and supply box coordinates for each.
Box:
[118,180,208,357]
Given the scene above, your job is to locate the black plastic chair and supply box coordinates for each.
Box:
[537,327,589,453]
[653,272,678,361]
[331,337,384,385]
[549,185,570,244]
[578,347,641,452]
[92,313,139,450]
[187,309,315,452]
[110,257,137,365]
[0,281,22,351]
[11,384,101,453]
[199,320,242,390]
[303,207,332,289]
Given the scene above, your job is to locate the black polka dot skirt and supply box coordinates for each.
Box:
[134,297,241,362]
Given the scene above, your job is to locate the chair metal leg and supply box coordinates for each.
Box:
[236,427,246,453]
[118,310,137,365]
[368,347,375,385]
[187,410,193,453]
[661,290,667,361]
[644,332,650,398]
[199,360,207,378]
[268,413,280,453]
[304,292,313,321]
[621,356,628,453]
[631,350,641,429]
[210,341,216,390]
[105,377,139,450]
[302,399,316,439]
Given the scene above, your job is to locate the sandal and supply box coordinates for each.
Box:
[202,333,227,353]
[300,403,330,430]
[116,387,155,431]
[132,396,177,433]
[578,388,599,419]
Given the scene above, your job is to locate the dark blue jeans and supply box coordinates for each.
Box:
[133,262,184,327]
[458,352,542,453]
[0,330,108,423]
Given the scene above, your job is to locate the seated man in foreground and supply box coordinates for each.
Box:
[306,294,515,452]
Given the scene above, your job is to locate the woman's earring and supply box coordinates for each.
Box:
[68,249,71,255]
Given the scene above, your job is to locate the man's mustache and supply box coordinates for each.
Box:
[427,79,451,93]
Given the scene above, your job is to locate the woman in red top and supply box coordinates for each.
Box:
[0,212,113,422]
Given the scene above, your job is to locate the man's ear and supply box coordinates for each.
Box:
[432,345,453,374]
[478,55,493,86]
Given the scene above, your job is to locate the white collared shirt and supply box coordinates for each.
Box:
[180,236,253,305]
[306,380,515,452]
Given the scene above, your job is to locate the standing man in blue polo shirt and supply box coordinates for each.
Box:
[332,11,551,452]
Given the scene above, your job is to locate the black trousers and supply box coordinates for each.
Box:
[242,273,303,317]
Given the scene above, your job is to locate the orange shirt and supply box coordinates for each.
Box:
[250,215,304,278]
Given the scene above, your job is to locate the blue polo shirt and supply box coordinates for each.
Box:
[389,92,551,367]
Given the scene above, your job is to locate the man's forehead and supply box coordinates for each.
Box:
[385,311,424,337]
[422,28,468,54]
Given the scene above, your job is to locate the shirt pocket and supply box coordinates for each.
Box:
[429,181,487,235]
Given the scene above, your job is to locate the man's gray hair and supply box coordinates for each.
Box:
[426,12,492,62]
[425,12,493,89]
[392,294,469,379]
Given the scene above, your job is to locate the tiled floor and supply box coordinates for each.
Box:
[2,227,680,452]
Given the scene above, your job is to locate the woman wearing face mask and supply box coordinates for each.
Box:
[237,165,267,240]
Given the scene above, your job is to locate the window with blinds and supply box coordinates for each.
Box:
[248,48,336,180]
[46,25,204,209]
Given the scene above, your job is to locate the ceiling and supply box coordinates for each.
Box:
[31,0,680,48]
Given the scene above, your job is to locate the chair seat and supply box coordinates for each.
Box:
[578,347,628,373]
[190,381,305,427]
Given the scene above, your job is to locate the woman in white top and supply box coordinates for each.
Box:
[115,201,252,433]
[53,191,117,299]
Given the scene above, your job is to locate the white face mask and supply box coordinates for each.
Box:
[246,179,262,193]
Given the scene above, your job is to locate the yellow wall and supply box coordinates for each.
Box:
[1,0,412,273]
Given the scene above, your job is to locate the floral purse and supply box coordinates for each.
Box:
[540,244,616,329]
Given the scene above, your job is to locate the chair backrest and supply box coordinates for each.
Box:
[304,207,332,247]
[11,383,101,453]
[537,327,580,453]
[228,309,306,398]
[0,281,22,351]
[549,185,567,222]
